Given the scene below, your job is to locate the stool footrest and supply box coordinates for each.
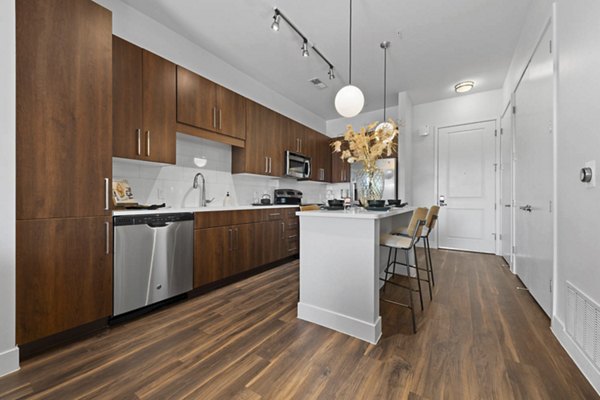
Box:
[380,297,411,310]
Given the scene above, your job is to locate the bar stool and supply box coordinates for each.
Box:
[379,207,428,333]
[393,206,440,287]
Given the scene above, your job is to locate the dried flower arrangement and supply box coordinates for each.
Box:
[331,119,398,172]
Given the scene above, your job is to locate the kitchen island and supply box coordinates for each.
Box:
[296,207,414,344]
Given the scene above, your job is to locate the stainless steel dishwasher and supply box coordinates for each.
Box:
[113,212,194,316]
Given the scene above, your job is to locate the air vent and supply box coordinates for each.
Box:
[566,281,600,370]
[309,78,327,89]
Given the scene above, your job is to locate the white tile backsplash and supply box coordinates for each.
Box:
[113,133,329,207]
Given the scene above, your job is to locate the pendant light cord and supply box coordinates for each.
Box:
[349,0,352,85]
[383,44,387,120]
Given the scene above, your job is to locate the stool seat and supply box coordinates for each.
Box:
[380,233,412,249]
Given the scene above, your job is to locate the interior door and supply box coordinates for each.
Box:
[500,106,514,268]
[437,121,496,253]
[514,26,554,316]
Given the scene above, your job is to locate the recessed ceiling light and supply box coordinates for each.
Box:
[455,81,475,93]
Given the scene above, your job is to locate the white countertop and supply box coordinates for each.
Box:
[296,206,415,220]
[113,204,300,216]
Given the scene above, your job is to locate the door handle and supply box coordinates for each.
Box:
[104,178,110,210]
[146,131,151,157]
[519,205,533,212]
[104,221,110,255]
[136,129,141,155]
[504,204,511,208]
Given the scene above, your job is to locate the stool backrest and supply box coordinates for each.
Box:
[426,205,440,230]
[407,207,429,237]
[300,205,320,211]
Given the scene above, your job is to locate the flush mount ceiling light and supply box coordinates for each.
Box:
[270,8,335,80]
[454,80,475,93]
[335,0,364,118]
[376,41,393,133]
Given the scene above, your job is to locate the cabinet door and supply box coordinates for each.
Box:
[231,223,256,274]
[16,0,112,219]
[217,86,246,140]
[256,220,284,266]
[317,134,332,182]
[176,66,217,132]
[330,137,351,183]
[16,217,113,345]
[194,226,231,288]
[113,35,143,160]
[268,112,285,177]
[235,101,272,175]
[142,50,176,164]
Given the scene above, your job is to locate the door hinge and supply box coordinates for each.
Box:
[549,40,552,54]
[500,128,504,135]
[549,200,553,213]
[512,106,516,114]
[495,129,498,137]
[512,245,516,254]
[494,163,498,172]
[550,278,553,293]
[494,203,497,210]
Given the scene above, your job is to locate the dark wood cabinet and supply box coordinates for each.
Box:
[113,36,176,164]
[194,226,230,287]
[232,100,283,176]
[16,217,113,345]
[176,66,246,142]
[330,136,351,183]
[16,0,112,220]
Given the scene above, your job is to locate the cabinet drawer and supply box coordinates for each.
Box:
[264,209,284,221]
[287,238,299,255]
[195,210,263,229]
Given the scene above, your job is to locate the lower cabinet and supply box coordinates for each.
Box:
[193,208,297,288]
[16,217,113,345]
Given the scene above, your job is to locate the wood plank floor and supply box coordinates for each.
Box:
[1,250,597,399]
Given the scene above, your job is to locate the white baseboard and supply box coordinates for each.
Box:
[552,316,600,396]
[297,302,382,344]
[0,346,19,378]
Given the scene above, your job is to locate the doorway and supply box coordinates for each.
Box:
[437,120,496,253]
[513,24,554,316]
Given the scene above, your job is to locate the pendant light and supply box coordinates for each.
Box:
[334,0,364,118]
[376,41,394,133]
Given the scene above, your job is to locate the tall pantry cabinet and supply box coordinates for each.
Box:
[16,0,113,345]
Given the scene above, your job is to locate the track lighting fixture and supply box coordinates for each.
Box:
[301,40,309,57]
[270,8,335,80]
[271,11,280,31]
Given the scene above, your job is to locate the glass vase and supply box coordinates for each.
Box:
[356,166,385,207]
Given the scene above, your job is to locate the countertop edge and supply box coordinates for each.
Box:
[113,204,301,216]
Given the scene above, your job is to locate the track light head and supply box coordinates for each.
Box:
[301,40,309,57]
[328,68,335,80]
[271,12,280,31]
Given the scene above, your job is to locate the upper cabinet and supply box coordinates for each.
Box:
[16,0,112,220]
[113,36,176,164]
[330,137,351,183]
[176,66,246,144]
[232,100,283,176]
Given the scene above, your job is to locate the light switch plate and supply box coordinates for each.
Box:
[584,160,596,188]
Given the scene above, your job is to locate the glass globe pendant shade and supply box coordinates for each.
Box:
[375,121,394,134]
[335,85,365,118]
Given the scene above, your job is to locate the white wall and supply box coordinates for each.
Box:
[0,0,19,377]
[502,0,554,107]
[411,90,502,209]
[397,92,413,204]
[551,0,600,392]
[326,107,397,137]
[93,0,326,133]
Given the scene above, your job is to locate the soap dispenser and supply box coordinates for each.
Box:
[223,192,232,207]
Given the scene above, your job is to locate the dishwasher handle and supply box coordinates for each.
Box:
[146,222,172,228]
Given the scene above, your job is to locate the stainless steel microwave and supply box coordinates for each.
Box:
[285,151,311,179]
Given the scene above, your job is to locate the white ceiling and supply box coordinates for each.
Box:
[121,0,532,120]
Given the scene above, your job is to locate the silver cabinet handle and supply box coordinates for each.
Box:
[104,221,110,255]
[104,178,110,210]
[218,109,222,130]
[299,138,302,153]
[136,129,141,155]
[269,157,272,174]
[213,107,217,129]
[269,212,281,217]
[146,131,150,156]
[265,157,269,173]
[281,221,285,235]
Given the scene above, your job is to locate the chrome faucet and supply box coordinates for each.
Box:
[193,172,213,207]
